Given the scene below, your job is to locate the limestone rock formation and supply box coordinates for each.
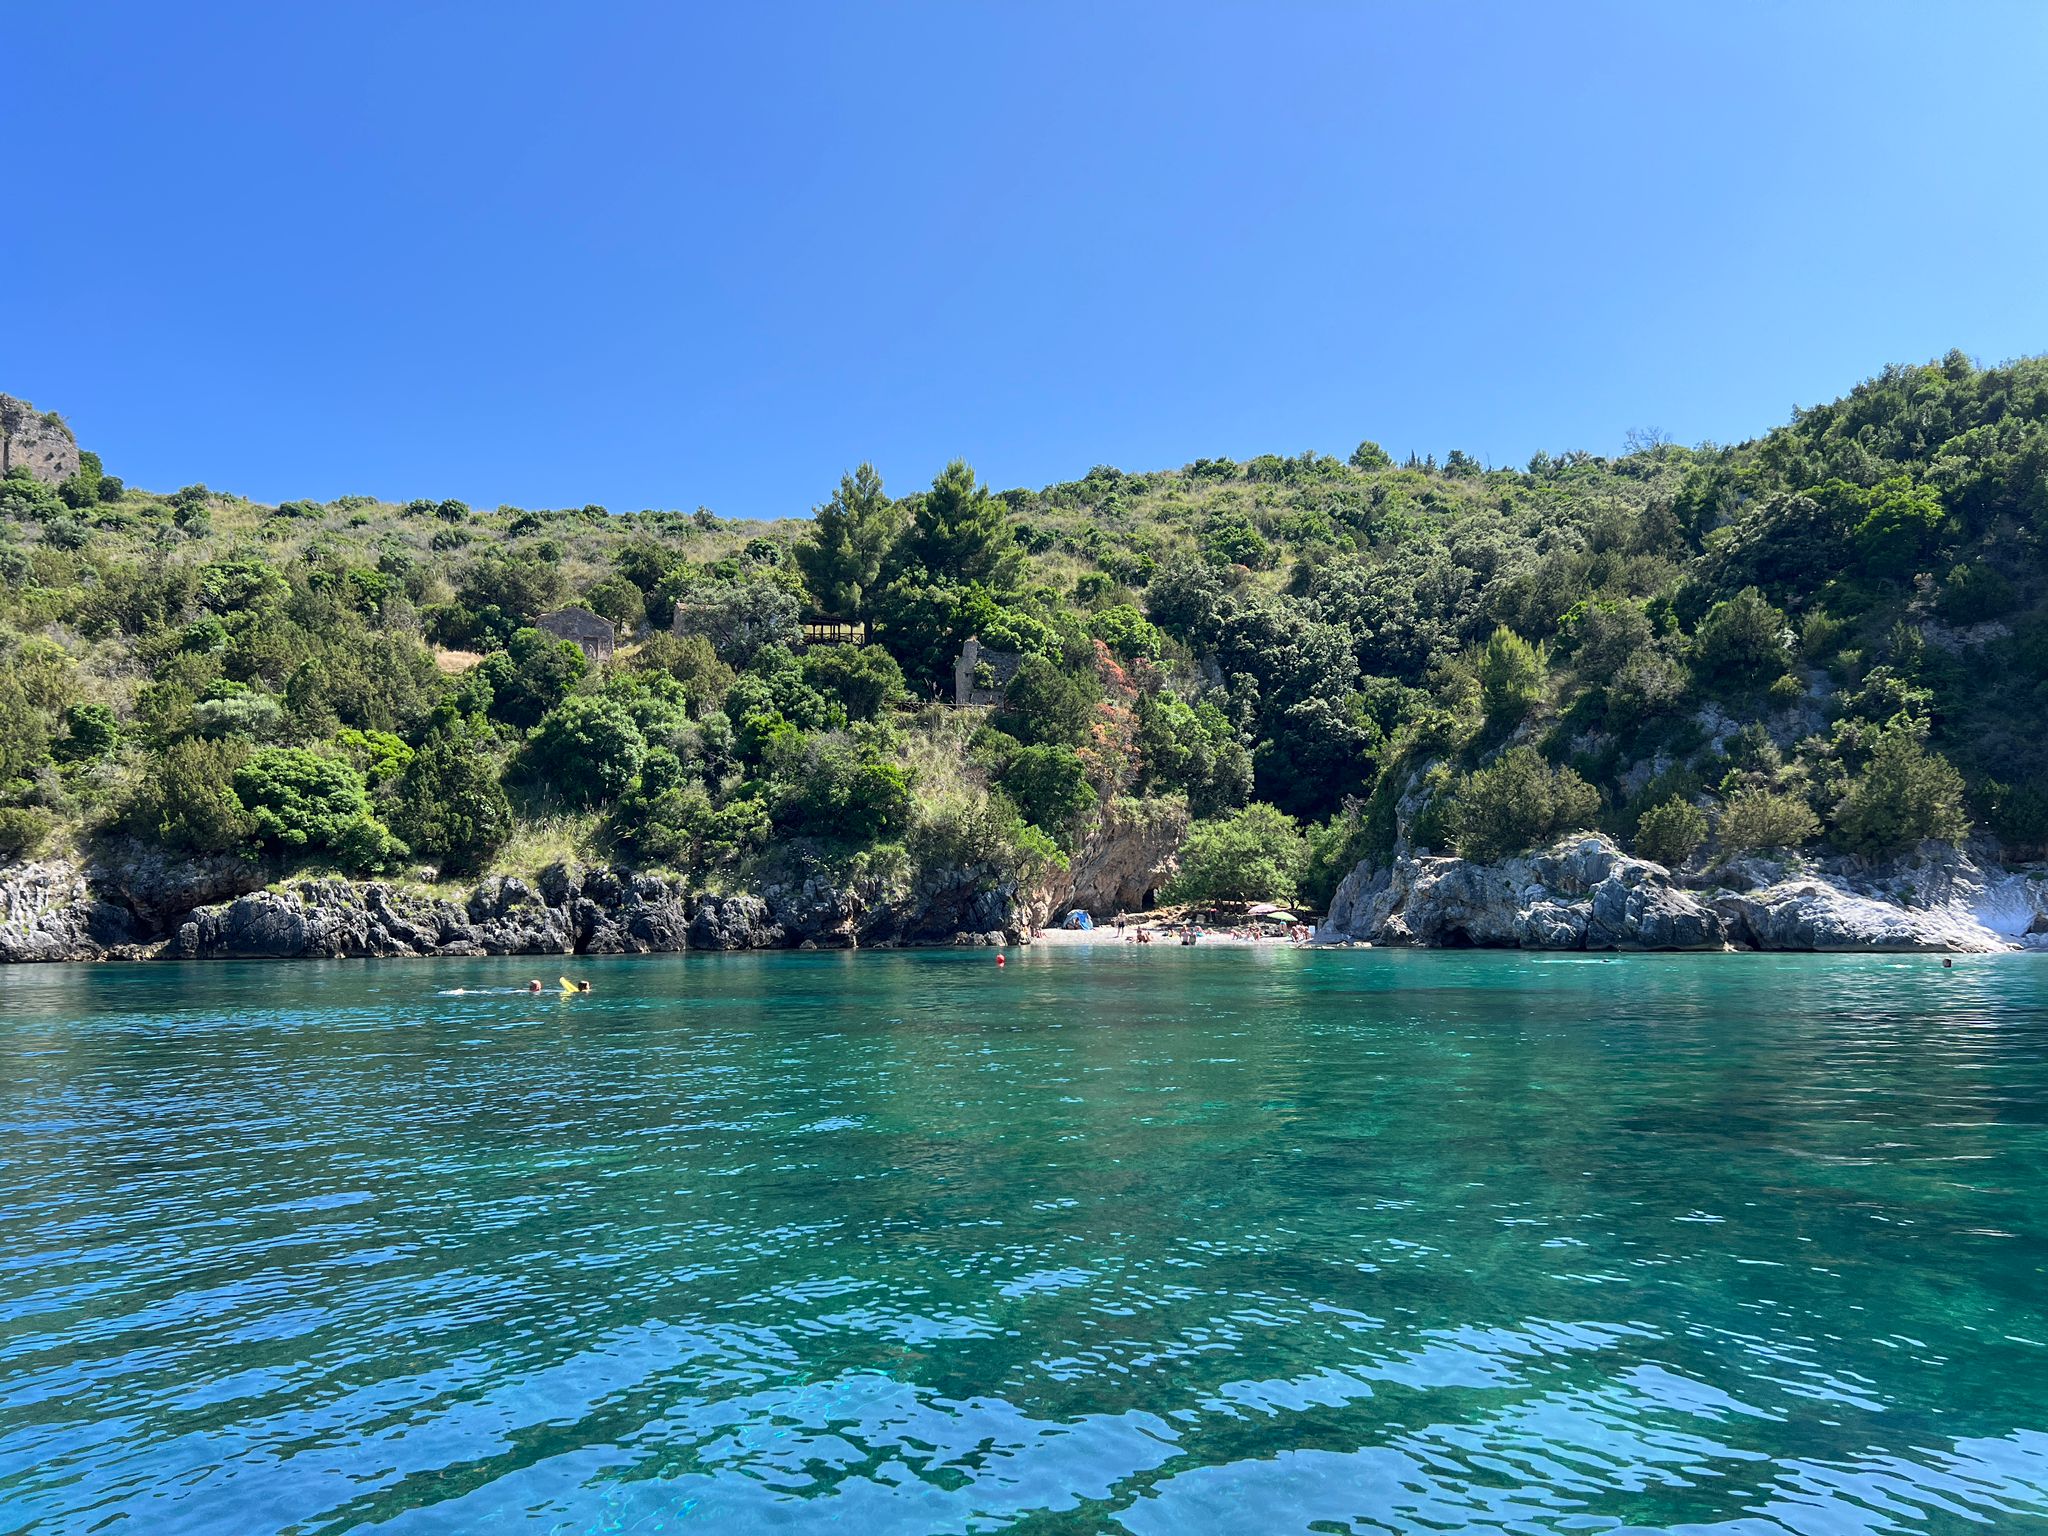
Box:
[1323,832,2036,953]
[1714,879,2007,952]
[1324,834,1727,951]
[89,838,268,927]
[1035,797,1188,919]
[0,860,135,962]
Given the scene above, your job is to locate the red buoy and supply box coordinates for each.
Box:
[996,954,1006,966]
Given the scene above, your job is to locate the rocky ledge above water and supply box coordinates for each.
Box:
[0,848,1030,964]
[1321,834,2048,954]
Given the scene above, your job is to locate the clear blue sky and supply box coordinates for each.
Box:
[8,2,2046,519]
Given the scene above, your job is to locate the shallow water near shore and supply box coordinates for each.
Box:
[4,948,2048,1533]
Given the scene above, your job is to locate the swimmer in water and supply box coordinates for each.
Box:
[527,979,543,993]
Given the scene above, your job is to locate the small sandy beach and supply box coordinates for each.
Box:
[1024,919,1318,949]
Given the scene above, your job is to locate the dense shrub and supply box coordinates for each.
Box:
[583,574,648,631]
[1478,626,1544,726]
[1692,588,1791,687]
[390,730,512,873]
[0,469,64,522]
[1633,797,1707,868]
[1845,476,1946,579]
[1937,562,2017,624]
[771,734,913,842]
[1087,603,1165,663]
[0,805,54,859]
[1832,728,1970,854]
[1163,802,1307,903]
[1442,748,1599,861]
[1986,777,2048,860]
[611,752,769,871]
[1716,789,1821,854]
[799,644,904,722]
[191,691,285,741]
[1133,691,1252,817]
[484,628,587,730]
[527,697,647,805]
[998,745,1097,849]
[995,655,1096,748]
[53,703,120,763]
[126,738,254,854]
[233,747,404,870]
[1605,649,1689,727]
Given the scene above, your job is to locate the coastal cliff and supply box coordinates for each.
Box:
[1321,833,2048,953]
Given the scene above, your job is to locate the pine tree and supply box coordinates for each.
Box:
[793,463,901,619]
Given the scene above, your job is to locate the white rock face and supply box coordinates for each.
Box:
[1711,880,2006,953]
[1322,834,2041,953]
[1323,834,1724,950]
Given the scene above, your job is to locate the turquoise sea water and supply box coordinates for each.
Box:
[3,949,2048,1534]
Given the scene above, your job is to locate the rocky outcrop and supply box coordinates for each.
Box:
[0,847,1040,963]
[1323,833,2039,953]
[1711,880,1999,953]
[88,838,268,927]
[0,860,137,962]
[688,892,779,951]
[1325,835,1726,951]
[1706,843,2048,952]
[1035,797,1188,919]
[0,396,80,485]
[159,868,709,960]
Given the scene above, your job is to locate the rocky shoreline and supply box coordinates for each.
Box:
[1321,834,2048,953]
[0,799,1195,966]
[3,828,2045,965]
[0,845,1030,964]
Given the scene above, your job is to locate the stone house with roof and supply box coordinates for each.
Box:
[537,606,616,664]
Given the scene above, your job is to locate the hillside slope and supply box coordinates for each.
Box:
[0,351,2043,930]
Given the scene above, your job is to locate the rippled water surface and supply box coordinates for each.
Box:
[5,949,2048,1533]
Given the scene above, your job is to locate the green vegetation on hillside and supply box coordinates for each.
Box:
[0,352,2041,907]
